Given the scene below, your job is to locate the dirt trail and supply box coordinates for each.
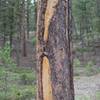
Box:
[74,73,100,99]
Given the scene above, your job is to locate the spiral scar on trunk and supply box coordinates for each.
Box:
[44,0,58,42]
[42,56,53,100]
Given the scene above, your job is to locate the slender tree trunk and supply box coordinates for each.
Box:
[26,0,30,39]
[3,14,6,47]
[37,0,74,100]
[34,0,37,31]
[3,31,6,47]
[15,0,21,66]
[21,0,27,57]
[16,35,20,66]
[9,33,13,49]
[9,5,14,49]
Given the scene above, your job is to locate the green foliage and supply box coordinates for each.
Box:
[0,67,36,100]
[29,2,37,31]
[20,72,36,85]
[74,58,81,67]
[0,86,36,100]
[9,67,35,75]
[85,61,94,70]
[84,61,100,76]
[32,36,36,45]
[85,61,94,75]
[72,0,94,30]
[0,67,6,77]
[96,91,100,100]
[9,85,36,100]
[0,42,16,67]
[76,47,91,53]
[72,0,100,46]
[75,95,90,100]
[94,18,100,32]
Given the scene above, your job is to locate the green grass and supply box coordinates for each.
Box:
[74,59,100,76]
[75,95,90,100]
[96,91,100,100]
[0,66,36,100]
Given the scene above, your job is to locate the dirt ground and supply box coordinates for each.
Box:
[74,73,100,100]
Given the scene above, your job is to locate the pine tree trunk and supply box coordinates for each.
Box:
[37,0,74,100]
[21,0,27,57]
[26,0,30,39]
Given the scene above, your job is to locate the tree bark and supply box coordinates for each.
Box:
[20,0,27,57]
[37,0,74,100]
[26,0,30,39]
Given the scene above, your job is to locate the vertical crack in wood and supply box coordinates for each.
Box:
[42,56,53,100]
[44,0,58,42]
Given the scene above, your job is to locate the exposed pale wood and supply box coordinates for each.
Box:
[44,0,58,42]
[42,56,53,100]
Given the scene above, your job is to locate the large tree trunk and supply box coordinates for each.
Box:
[37,0,74,100]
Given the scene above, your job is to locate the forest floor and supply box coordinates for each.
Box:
[74,73,100,100]
[73,43,100,99]
[0,38,100,100]
[0,66,36,100]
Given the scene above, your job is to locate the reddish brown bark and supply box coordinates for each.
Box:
[37,0,74,100]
